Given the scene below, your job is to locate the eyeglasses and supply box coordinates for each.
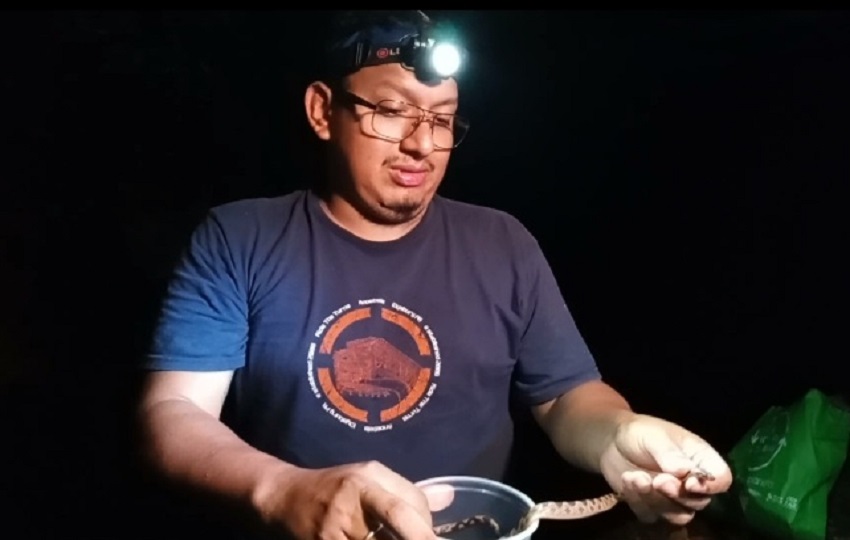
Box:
[340,91,470,150]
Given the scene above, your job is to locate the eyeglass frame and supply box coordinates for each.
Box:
[336,90,470,150]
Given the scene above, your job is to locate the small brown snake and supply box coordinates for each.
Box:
[432,469,715,538]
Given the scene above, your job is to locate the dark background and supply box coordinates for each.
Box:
[2,9,848,539]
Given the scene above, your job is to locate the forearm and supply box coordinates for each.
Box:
[138,398,296,525]
[533,380,635,472]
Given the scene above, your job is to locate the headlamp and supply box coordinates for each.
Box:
[327,12,465,82]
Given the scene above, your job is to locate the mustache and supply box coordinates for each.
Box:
[384,157,434,171]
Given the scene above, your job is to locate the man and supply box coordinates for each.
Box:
[136,10,732,540]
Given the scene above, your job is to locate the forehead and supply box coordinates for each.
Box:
[346,63,459,108]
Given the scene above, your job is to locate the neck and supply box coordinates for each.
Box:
[319,194,428,242]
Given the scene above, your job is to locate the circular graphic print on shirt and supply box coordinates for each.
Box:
[306,298,442,433]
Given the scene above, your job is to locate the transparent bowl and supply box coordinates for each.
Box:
[416,476,540,540]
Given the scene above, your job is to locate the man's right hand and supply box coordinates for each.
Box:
[257,460,437,540]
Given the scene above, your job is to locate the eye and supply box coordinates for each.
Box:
[434,116,453,128]
[376,101,409,116]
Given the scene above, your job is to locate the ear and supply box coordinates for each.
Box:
[304,81,333,141]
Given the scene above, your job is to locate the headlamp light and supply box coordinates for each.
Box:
[327,13,466,82]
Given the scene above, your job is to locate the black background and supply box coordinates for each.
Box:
[2,9,848,539]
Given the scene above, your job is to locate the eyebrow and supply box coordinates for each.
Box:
[373,79,458,109]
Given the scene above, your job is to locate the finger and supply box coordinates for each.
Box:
[627,471,697,524]
[642,436,697,478]
[419,483,455,512]
[339,498,381,540]
[361,484,436,540]
[643,431,733,497]
[620,470,658,523]
[651,474,713,511]
[345,520,376,540]
[660,509,696,527]
[366,464,434,523]
[680,441,734,493]
[651,478,697,528]
[651,472,684,499]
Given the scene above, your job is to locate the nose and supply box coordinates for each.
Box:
[399,118,435,158]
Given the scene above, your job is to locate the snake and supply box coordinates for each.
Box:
[431,469,714,539]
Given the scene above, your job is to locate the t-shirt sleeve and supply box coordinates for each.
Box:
[512,237,602,406]
[142,210,248,372]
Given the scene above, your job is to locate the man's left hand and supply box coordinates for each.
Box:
[599,414,733,526]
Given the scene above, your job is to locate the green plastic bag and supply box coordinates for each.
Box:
[709,389,850,540]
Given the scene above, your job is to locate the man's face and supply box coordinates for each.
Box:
[307,62,460,226]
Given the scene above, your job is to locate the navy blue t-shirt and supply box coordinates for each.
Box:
[144,189,601,482]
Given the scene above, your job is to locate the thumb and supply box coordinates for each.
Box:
[644,437,695,476]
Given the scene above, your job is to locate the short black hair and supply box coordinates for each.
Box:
[326,10,432,47]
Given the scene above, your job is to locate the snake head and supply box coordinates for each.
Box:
[689,468,715,482]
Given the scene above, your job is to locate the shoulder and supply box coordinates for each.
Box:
[433,196,554,298]
[195,190,310,246]
[208,190,307,228]
[435,195,540,250]
[181,191,310,265]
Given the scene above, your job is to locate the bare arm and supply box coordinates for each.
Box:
[136,370,436,539]
[136,370,294,524]
[531,379,635,473]
[532,379,733,527]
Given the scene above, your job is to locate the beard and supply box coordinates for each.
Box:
[319,170,429,226]
[357,191,428,225]
[320,147,437,226]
